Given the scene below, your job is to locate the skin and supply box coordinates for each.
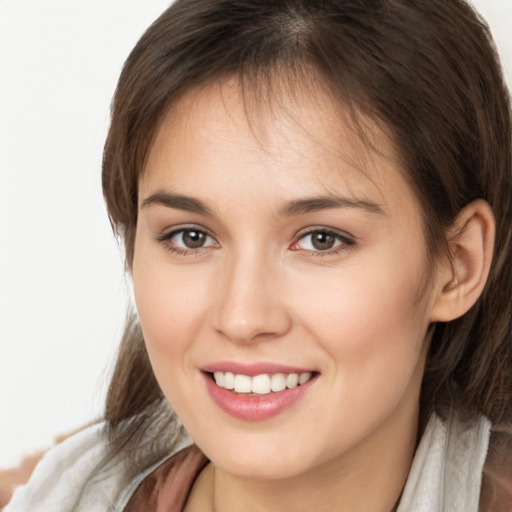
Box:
[132,79,452,512]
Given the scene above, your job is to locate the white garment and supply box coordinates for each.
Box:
[6,413,490,511]
[397,412,490,512]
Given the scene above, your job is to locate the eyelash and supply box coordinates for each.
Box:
[156,227,218,256]
[156,227,356,257]
[291,228,356,257]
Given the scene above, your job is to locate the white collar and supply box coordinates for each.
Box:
[398,412,490,512]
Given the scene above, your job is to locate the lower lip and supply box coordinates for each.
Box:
[202,372,317,421]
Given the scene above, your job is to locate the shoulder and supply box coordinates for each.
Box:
[5,422,111,511]
[5,422,195,512]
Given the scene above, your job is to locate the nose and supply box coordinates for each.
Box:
[212,249,292,344]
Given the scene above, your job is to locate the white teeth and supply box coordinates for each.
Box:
[299,372,312,385]
[211,370,314,395]
[271,373,286,392]
[224,372,235,390]
[234,374,252,393]
[251,374,271,394]
[213,371,224,387]
[285,373,299,389]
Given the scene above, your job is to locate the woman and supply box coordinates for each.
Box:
[6,0,512,510]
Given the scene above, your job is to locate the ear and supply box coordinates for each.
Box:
[430,199,495,322]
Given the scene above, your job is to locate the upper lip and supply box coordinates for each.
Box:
[200,361,316,376]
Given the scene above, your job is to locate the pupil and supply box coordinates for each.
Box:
[183,230,205,248]
[312,231,335,250]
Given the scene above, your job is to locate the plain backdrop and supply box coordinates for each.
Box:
[1,0,511,468]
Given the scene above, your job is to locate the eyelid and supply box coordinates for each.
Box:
[156,224,212,240]
[290,227,356,254]
[155,224,355,256]
[156,225,219,254]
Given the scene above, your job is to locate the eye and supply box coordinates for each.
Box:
[173,229,213,249]
[292,229,354,253]
[158,227,218,253]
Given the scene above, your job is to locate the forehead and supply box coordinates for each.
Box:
[141,77,416,217]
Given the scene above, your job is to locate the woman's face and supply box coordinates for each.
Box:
[133,80,442,480]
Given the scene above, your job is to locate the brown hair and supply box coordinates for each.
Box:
[102,0,512,471]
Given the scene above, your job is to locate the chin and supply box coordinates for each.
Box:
[193,429,325,481]
[214,454,309,481]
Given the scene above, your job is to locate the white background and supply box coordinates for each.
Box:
[1,0,511,468]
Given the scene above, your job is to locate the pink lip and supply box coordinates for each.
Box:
[201,361,314,376]
[201,370,318,421]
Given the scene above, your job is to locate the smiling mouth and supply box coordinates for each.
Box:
[207,371,318,396]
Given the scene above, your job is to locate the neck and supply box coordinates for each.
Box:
[213,453,407,512]
[190,402,418,512]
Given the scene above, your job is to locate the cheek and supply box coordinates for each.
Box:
[133,242,207,339]
[298,257,429,344]
[131,244,209,396]
[132,253,209,418]
[295,253,431,395]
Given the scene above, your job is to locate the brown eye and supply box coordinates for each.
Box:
[310,231,336,251]
[293,229,354,254]
[181,229,207,248]
[161,228,217,252]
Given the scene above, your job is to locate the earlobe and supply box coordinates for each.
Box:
[430,199,495,322]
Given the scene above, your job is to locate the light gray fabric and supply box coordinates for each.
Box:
[5,424,193,512]
[5,423,111,511]
[397,412,490,512]
[6,413,490,511]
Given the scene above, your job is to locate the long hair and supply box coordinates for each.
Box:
[102,0,512,482]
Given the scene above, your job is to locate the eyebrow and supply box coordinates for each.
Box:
[141,191,384,217]
[278,196,384,217]
[141,191,213,216]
